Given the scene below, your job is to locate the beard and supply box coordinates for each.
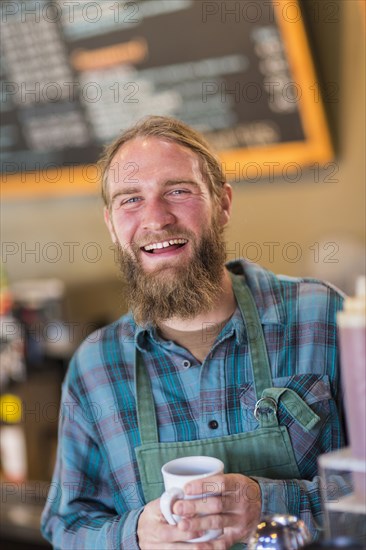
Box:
[116,217,227,326]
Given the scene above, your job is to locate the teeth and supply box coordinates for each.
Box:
[143,239,188,251]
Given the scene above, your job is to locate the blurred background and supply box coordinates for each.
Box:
[0,0,365,548]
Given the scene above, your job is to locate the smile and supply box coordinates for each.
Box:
[142,239,188,253]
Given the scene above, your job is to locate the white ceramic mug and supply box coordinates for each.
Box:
[160,455,224,543]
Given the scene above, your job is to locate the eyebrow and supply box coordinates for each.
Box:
[110,179,201,203]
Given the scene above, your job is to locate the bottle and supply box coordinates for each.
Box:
[337,276,366,500]
[0,394,27,482]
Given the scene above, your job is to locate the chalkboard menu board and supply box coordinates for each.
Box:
[0,0,333,197]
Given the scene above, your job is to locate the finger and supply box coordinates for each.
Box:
[174,491,247,517]
[184,474,225,496]
[163,524,208,543]
[174,496,223,517]
[151,541,226,550]
[146,543,210,550]
[143,523,208,545]
[177,512,232,534]
[207,538,227,550]
[163,533,227,550]
[189,477,260,512]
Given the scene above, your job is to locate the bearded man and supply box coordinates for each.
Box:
[41,116,345,550]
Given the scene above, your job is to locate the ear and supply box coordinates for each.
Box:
[104,207,117,245]
[217,183,232,227]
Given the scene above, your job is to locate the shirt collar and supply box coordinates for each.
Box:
[218,306,245,345]
[135,323,154,351]
[135,309,245,350]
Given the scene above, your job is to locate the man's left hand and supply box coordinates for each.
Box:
[172,473,262,548]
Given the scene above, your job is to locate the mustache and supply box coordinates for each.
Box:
[133,228,196,249]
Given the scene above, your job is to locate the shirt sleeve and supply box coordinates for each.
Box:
[253,476,325,539]
[40,376,143,550]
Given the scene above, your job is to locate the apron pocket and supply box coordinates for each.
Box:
[239,374,337,479]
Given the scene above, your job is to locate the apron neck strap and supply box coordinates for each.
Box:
[230,273,273,398]
[135,346,159,445]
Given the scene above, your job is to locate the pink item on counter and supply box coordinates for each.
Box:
[338,276,366,501]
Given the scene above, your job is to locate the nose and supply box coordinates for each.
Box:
[141,197,176,231]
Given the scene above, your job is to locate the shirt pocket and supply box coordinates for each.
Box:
[239,374,336,478]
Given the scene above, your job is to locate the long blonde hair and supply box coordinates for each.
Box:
[98,115,225,207]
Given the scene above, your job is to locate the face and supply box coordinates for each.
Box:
[104,137,231,275]
[104,137,232,325]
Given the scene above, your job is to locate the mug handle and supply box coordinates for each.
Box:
[160,487,185,525]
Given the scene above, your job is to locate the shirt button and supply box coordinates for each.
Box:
[182,360,191,369]
[208,420,219,430]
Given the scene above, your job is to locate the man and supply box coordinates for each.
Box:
[41,116,344,549]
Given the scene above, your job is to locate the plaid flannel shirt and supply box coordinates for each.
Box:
[41,259,345,549]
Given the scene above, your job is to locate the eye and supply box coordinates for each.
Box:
[122,197,143,209]
[124,196,141,203]
[113,196,142,211]
[168,189,191,197]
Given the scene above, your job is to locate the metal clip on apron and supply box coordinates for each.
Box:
[134,274,320,504]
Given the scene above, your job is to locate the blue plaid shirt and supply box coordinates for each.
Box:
[41,260,345,549]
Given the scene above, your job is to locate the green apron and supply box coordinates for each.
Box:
[134,274,320,504]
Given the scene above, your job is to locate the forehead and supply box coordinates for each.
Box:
[107,137,206,188]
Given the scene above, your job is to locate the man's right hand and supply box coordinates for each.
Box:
[137,497,224,549]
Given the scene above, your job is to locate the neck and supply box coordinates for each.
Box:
[160,268,236,332]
